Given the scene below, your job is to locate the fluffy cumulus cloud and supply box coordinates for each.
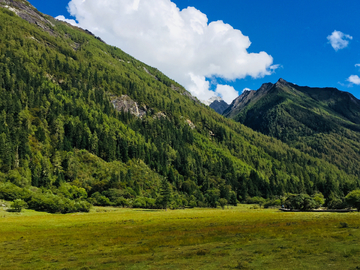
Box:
[214,85,239,104]
[347,75,360,85]
[56,15,78,26]
[57,0,275,102]
[327,30,353,51]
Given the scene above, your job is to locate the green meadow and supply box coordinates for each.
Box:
[0,204,359,270]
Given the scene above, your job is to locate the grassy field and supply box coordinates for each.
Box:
[0,203,360,270]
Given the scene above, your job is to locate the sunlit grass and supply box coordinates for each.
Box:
[1,204,359,269]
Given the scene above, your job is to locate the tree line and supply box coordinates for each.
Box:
[0,7,359,213]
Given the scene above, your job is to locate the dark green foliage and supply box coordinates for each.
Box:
[345,190,360,211]
[0,4,359,213]
[205,188,220,208]
[326,193,346,209]
[0,182,90,213]
[0,182,30,201]
[218,198,228,209]
[10,199,27,212]
[158,178,172,209]
[285,194,318,210]
[28,193,91,213]
[89,192,112,206]
[133,197,156,208]
[225,79,360,177]
[263,199,281,208]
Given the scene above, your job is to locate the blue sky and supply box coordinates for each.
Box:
[29,0,360,102]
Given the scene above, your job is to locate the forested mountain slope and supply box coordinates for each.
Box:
[224,78,360,177]
[0,1,359,212]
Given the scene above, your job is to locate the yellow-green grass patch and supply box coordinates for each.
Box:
[1,205,359,269]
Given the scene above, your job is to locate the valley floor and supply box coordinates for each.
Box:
[0,205,359,269]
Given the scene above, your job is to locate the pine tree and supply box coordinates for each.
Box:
[159,178,171,210]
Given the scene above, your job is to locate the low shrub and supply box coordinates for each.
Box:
[132,197,156,208]
[264,199,282,208]
[0,182,30,201]
[10,199,28,212]
[113,196,130,207]
[88,192,112,206]
[28,193,91,213]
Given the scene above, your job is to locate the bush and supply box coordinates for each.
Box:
[0,182,30,201]
[10,199,28,212]
[188,200,197,208]
[313,192,325,208]
[326,196,347,209]
[56,183,88,200]
[205,188,220,208]
[219,198,228,209]
[28,193,91,213]
[246,196,266,208]
[89,192,112,206]
[228,191,238,206]
[345,190,360,211]
[285,194,317,210]
[6,169,31,187]
[264,199,282,208]
[0,172,6,182]
[129,197,156,208]
[113,196,129,207]
[132,197,147,208]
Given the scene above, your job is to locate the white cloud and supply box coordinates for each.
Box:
[347,75,360,85]
[214,84,239,104]
[242,88,251,93]
[56,15,78,26]
[327,30,353,51]
[59,0,275,101]
[355,64,360,67]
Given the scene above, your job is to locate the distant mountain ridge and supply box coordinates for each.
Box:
[203,96,229,114]
[224,78,360,175]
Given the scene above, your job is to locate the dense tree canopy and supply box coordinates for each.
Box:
[0,4,359,212]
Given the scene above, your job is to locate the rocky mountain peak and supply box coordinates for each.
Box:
[0,0,56,35]
[202,96,229,114]
[275,78,292,88]
[258,82,274,93]
[202,96,224,106]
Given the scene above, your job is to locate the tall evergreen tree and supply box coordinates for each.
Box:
[159,178,171,210]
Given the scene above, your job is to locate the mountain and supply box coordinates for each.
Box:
[0,1,358,212]
[224,78,360,176]
[203,96,229,114]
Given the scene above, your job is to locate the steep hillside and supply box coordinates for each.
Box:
[0,1,359,212]
[224,78,360,176]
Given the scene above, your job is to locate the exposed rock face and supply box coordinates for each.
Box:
[0,0,106,43]
[202,96,229,114]
[223,82,273,118]
[0,0,56,36]
[186,119,196,129]
[110,95,147,118]
[84,29,106,43]
[209,99,229,114]
[143,67,158,80]
[171,84,199,103]
[153,112,167,120]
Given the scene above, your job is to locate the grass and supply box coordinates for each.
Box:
[0,204,360,269]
